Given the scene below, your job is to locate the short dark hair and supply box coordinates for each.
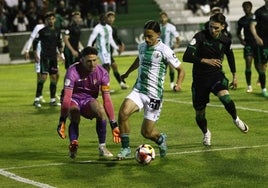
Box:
[209,13,226,25]
[144,20,160,33]
[44,11,55,19]
[81,47,98,57]
[242,1,252,8]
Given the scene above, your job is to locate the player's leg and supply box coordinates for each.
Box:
[49,59,61,106]
[111,61,129,89]
[255,46,268,97]
[117,92,141,159]
[81,99,113,157]
[33,72,47,108]
[244,46,253,92]
[141,95,167,157]
[68,102,81,159]
[169,64,175,90]
[192,81,211,145]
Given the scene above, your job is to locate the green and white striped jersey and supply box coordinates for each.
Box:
[134,40,181,99]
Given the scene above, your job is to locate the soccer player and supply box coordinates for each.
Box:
[57,46,121,159]
[159,11,185,91]
[183,13,249,146]
[117,20,185,159]
[106,11,129,90]
[25,17,46,107]
[87,14,123,77]
[32,12,63,107]
[250,0,268,97]
[236,1,258,93]
[63,11,83,70]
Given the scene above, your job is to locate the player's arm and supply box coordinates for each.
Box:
[250,20,263,46]
[225,45,237,89]
[101,85,121,143]
[109,31,120,53]
[121,56,139,81]
[32,37,40,63]
[172,28,180,49]
[87,27,98,46]
[173,65,185,92]
[236,21,245,45]
[183,36,203,64]
[25,37,34,60]
[63,30,79,57]
[57,87,73,139]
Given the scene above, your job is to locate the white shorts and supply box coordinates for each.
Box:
[98,52,111,65]
[126,89,162,121]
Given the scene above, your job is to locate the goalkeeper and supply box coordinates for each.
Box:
[57,46,121,159]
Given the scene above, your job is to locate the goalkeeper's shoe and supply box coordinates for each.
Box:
[203,129,211,146]
[99,145,113,157]
[158,133,167,157]
[117,147,131,160]
[69,140,78,159]
[234,117,249,133]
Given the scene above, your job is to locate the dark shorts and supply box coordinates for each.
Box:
[64,47,80,69]
[244,44,254,58]
[192,72,229,110]
[254,45,268,64]
[40,56,58,75]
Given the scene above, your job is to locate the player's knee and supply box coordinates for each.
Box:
[219,94,231,105]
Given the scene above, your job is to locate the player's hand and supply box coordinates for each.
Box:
[173,84,182,92]
[25,52,30,60]
[229,81,237,90]
[57,117,66,139]
[110,121,121,143]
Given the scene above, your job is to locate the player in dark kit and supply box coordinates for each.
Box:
[33,12,63,107]
[250,0,268,97]
[183,13,249,146]
[63,11,83,70]
[236,1,258,93]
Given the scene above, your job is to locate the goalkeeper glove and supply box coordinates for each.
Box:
[110,121,121,143]
[57,116,66,139]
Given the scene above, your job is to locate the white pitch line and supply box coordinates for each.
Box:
[167,144,268,156]
[164,99,268,113]
[0,169,56,188]
[1,144,267,187]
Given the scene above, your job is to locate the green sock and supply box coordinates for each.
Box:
[121,134,129,148]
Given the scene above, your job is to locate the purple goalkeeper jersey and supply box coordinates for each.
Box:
[64,62,109,100]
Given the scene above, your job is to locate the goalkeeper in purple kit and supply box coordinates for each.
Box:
[57,46,121,159]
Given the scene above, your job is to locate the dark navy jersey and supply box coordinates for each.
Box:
[253,5,268,39]
[183,29,235,79]
[237,14,256,46]
[35,26,62,59]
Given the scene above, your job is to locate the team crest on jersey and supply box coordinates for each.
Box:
[154,51,161,58]
[93,79,97,85]
[65,79,71,86]
[190,38,196,45]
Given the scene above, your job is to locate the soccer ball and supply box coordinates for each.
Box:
[135,144,155,165]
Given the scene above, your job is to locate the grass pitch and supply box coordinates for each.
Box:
[0,49,267,188]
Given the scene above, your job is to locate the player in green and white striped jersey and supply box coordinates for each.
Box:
[117,20,185,160]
